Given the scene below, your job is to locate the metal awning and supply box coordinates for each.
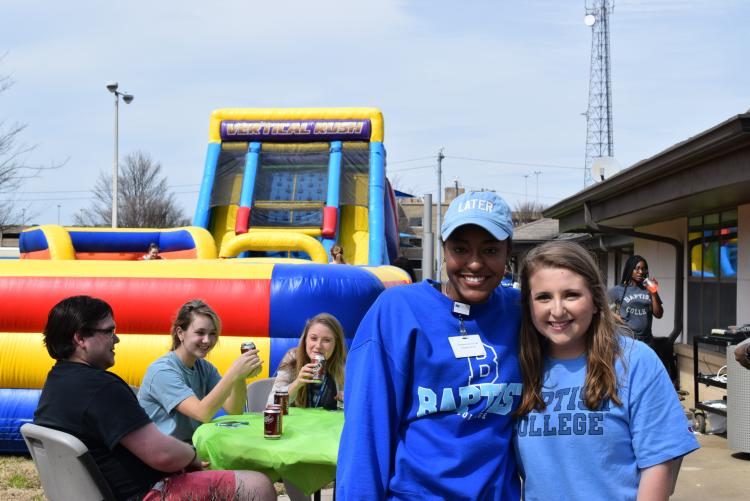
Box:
[544,112,750,232]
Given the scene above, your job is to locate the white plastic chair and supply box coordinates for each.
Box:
[246,377,277,413]
[21,423,116,501]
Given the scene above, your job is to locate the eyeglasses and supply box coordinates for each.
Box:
[85,327,116,339]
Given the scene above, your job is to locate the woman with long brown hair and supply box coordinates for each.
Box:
[268,313,346,410]
[138,300,263,441]
[514,241,697,501]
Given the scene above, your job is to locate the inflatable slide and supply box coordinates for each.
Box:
[0,107,410,452]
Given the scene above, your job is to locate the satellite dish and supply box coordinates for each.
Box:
[584,14,596,26]
[591,156,621,181]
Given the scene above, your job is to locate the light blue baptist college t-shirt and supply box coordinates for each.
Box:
[514,337,699,501]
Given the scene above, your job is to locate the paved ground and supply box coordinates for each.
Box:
[279,431,750,500]
[672,432,750,500]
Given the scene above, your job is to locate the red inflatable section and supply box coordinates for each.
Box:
[0,276,270,337]
[20,250,51,260]
[235,206,251,234]
[321,206,338,238]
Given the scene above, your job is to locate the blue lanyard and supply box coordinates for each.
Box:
[312,375,329,408]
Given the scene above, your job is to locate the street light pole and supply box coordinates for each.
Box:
[106,82,134,228]
[523,174,530,204]
[57,204,61,225]
[436,148,445,281]
[113,92,119,228]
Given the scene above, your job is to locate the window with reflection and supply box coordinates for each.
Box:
[687,210,737,342]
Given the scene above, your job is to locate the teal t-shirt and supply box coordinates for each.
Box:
[138,351,222,442]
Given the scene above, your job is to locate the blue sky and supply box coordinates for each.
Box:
[2,0,748,225]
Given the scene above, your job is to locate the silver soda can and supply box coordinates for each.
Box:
[311,353,326,383]
[240,341,256,354]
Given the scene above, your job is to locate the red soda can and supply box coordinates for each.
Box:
[274,390,289,415]
[263,406,281,439]
[266,404,283,434]
[311,353,326,383]
[240,341,256,354]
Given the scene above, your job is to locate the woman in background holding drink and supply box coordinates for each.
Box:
[268,313,346,410]
[138,299,263,442]
[608,255,663,345]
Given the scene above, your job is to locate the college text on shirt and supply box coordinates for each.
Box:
[516,385,611,437]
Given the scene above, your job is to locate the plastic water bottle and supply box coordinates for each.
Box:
[643,277,658,294]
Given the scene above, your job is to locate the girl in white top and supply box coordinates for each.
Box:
[268,313,346,410]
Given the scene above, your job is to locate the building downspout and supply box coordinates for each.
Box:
[584,202,684,342]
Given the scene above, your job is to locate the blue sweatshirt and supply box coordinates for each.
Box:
[336,280,522,500]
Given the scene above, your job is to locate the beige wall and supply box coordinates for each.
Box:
[638,207,749,332]
[639,209,748,400]
[606,250,617,288]
[738,203,750,325]
[636,217,687,341]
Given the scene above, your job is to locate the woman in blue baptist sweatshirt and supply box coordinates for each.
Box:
[336,191,523,500]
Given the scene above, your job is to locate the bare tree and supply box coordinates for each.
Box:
[76,151,189,228]
[0,66,63,230]
[388,174,417,198]
[513,200,546,226]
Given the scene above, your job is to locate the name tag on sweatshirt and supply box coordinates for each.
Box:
[448,335,486,358]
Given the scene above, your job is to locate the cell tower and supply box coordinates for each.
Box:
[583,0,614,186]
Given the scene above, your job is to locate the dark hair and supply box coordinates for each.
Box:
[170,299,221,350]
[516,241,622,416]
[43,296,114,360]
[620,255,647,285]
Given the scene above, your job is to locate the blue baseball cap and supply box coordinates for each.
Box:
[441,191,514,241]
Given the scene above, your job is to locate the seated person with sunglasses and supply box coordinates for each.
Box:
[34,296,275,501]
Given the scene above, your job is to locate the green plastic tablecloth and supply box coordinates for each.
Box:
[193,407,343,495]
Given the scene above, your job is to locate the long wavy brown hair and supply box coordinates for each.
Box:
[516,241,623,416]
[279,313,347,407]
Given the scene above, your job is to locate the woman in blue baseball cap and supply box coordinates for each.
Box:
[337,191,523,500]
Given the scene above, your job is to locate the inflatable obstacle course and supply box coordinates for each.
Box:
[0,107,410,453]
